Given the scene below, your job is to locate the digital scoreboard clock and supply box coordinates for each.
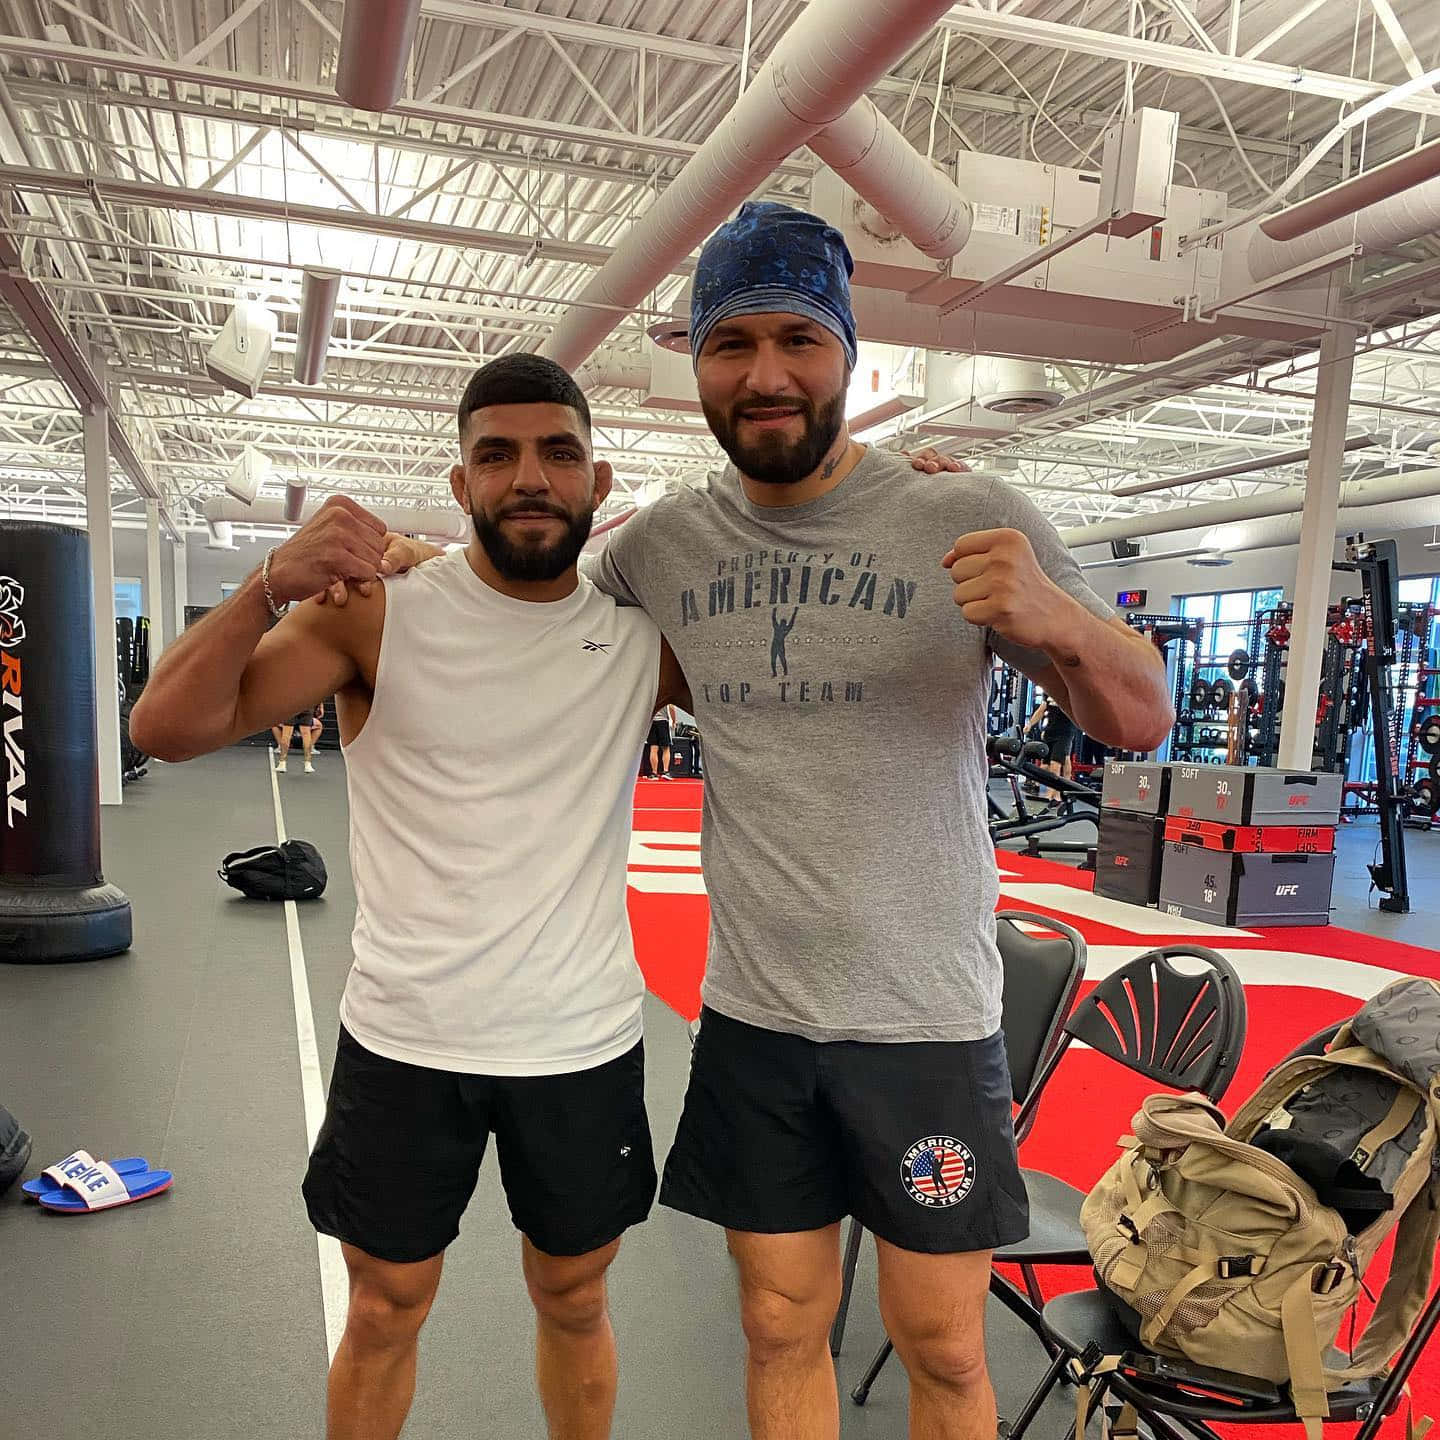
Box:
[1117,589,1148,608]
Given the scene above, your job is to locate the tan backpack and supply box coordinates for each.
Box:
[1081,976,1440,1439]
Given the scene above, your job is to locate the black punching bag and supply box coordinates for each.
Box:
[0,520,132,962]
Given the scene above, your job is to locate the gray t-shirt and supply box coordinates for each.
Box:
[590,446,1113,1043]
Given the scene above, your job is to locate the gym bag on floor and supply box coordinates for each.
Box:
[0,1103,32,1195]
[219,841,327,901]
[1081,976,1440,1440]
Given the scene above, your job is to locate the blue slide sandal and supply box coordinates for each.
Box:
[36,1157,173,1214]
[22,1150,149,1202]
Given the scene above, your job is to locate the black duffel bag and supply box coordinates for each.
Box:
[219,840,327,901]
[0,1103,32,1195]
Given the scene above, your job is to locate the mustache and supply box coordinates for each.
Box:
[733,395,811,417]
[495,499,571,520]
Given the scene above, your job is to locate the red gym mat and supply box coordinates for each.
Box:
[626,780,1440,1431]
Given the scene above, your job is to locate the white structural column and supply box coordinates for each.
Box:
[1277,325,1358,770]
[144,500,165,659]
[84,350,123,805]
[173,537,188,641]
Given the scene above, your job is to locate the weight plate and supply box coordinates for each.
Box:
[1415,777,1438,817]
[1431,753,1440,785]
[1227,648,1252,682]
[1418,716,1440,756]
[1210,677,1234,710]
[1189,676,1210,711]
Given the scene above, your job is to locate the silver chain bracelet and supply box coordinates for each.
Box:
[261,546,289,621]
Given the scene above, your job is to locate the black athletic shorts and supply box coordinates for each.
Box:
[1041,719,1076,758]
[303,1027,657,1263]
[647,719,672,748]
[661,1009,1029,1254]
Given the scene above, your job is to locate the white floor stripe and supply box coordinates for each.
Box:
[269,750,349,1363]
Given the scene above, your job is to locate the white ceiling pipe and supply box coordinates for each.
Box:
[1059,466,1440,548]
[1248,167,1440,281]
[572,348,651,393]
[336,0,423,112]
[539,0,957,370]
[808,97,972,259]
[1258,136,1440,244]
[293,268,342,386]
[202,495,470,543]
[1078,495,1440,567]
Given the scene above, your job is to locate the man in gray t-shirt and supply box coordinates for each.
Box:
[590,202,1174,1440]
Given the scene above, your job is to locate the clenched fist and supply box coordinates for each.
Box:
[266,495,389,606]
[942,528,1072,651]
[317,532,444,606]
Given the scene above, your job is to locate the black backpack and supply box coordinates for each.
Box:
[219,840,328,901]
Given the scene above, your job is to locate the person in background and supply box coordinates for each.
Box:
[647,702,678,780]
[270,699,325,775]
[1022,695,1077,801]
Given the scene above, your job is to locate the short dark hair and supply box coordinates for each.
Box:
[457,353,591,440]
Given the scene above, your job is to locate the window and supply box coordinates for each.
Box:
[1176,588,1283,667]
[220,582,243,600]
[114,577,144,621]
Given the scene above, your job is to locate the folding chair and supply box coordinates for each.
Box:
[848,944,1249,1408]
[831,910,1088,1357]
[1011,1274,1440,1440]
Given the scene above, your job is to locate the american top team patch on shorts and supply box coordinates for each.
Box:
[901,1136,976,1208]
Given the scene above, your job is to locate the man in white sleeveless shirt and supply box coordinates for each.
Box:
[130,354,689,1440]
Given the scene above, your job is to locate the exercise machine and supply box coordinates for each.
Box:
[988,736,1100,864]
[1337,535,1410,913]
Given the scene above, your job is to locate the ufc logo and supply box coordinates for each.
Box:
[1276,884,1300,896]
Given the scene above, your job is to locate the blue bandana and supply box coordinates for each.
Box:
[689,201,858,371]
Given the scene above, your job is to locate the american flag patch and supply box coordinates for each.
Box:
[901,1136,976,1209]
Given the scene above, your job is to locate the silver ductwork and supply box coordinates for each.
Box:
[1249,161,1440,281]
[202,496,469,543]
[1258,136,1440,243]
[1061,467,1440,549]
[293,268,342,386]
[335,0,422,112]
[572,348,653,394]
[283,482,308,524]
[808,98,972,260]
[540,0,958,370]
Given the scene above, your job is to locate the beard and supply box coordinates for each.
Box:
[472,495,595,582]
[702,386,847,485]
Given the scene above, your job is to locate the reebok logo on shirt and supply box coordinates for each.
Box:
[581,638,613,653]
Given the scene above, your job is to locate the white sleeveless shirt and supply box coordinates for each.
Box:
[338,549,660,1075]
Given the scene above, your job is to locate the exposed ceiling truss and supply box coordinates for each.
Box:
[0,0,1437,537]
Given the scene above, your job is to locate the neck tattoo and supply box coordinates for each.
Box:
[820,444,846,482]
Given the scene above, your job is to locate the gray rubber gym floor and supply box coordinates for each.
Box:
[1,751,1435,1439]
